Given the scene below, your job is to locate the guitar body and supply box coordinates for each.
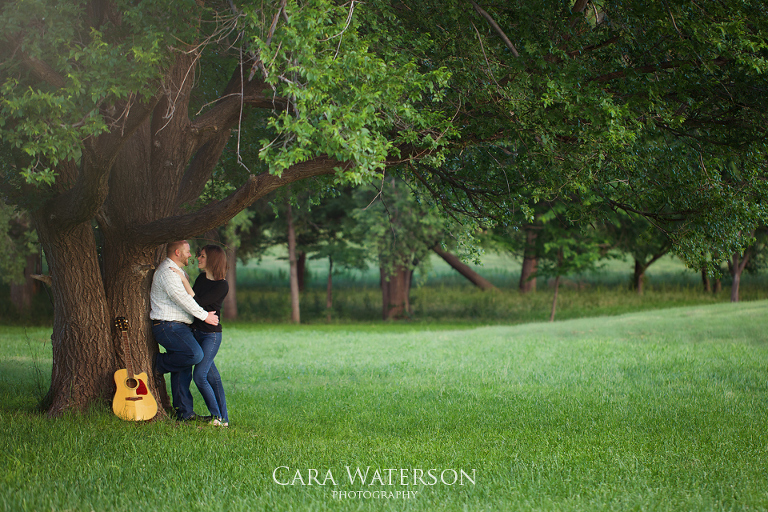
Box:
[112,368,158,421]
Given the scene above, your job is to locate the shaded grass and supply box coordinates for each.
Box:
[2,301,768,511]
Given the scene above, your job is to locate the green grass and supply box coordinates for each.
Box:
[2,301,768,511]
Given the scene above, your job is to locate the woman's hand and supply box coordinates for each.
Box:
[171,267,195,296]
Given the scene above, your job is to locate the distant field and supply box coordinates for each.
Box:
[236,248,734,289]
[2,301,768,511]
[230,249,767,324]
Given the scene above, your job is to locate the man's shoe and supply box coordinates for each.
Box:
[178,413,197,421]
[196,415,212,422]
[210,417,228,427]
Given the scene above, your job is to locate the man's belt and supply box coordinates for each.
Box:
[152,320,189,326]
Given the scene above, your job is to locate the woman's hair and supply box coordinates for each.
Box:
[199,244,227,280]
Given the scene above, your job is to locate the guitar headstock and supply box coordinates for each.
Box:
[115,316,129,333]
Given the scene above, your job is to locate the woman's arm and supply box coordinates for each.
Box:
[169,267,195,297]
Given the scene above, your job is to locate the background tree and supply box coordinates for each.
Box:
[298,187,369,321]
[0,202,40,313]
[605,213,672,295]
[534,204,607,322]
[726,229,768,303]
[219,209,257,321]
[353,177,445,320]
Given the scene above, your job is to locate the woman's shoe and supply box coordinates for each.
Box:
[210,417,229,427]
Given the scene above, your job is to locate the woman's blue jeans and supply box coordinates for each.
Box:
[192,330,228,422]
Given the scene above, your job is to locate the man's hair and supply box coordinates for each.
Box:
[200,245,227,280]
[166,240,188,257]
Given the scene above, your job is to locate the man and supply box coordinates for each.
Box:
[150,240,219,420]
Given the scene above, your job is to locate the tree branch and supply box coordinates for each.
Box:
[133,157,350,246]
[2,36,67,88]
[190,74,286,139]
[467,0,519,57]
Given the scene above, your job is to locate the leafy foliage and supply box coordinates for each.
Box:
[352,176,444,277]
[0,201,37,285]
[0,0,200,186]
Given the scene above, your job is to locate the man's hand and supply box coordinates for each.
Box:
[204,311,219,326]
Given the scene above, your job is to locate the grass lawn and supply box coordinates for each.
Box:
[1,301,768,511]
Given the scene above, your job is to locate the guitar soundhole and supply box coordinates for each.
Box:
[125,377,139,389]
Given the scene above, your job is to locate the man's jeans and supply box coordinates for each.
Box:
[153,321,203,419]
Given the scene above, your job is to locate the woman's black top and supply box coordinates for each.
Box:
[191,273,229,333]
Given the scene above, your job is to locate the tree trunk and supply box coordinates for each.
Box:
[519,255,538,293]
[701,267,711,292]
[9,252,40,314]
[432,245,496,291]
[287,201,301,324]
[326,257,333,322]
[730,250,750,303]
[31,217,116,415]
[549,275,561,322]
[297,251,307,292]
[223,244,238,321]
[731,271,741,303]
[381,266,412,320]
[632,259,645,295]
[519,227,538,293]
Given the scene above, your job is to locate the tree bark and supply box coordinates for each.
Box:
[730,250,751,303]
[381,266,412,320]
[633,259,645,295]
[31,217,116,415]
[519,227,538,293]
[701,266,711,292]
[287,201,301,324]
[432,245,496,291]
[297,251,307,292]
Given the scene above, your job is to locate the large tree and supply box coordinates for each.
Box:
[0,0,446,415]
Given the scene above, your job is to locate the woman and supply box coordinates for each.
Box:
[172,244,229,427]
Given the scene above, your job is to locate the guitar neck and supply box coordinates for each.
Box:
[121,331,134,376]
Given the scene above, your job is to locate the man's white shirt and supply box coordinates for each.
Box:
[149,258,208,324]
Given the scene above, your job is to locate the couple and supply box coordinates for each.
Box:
[150,240,230,426]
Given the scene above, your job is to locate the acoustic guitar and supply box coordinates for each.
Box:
[112,316,158,421]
